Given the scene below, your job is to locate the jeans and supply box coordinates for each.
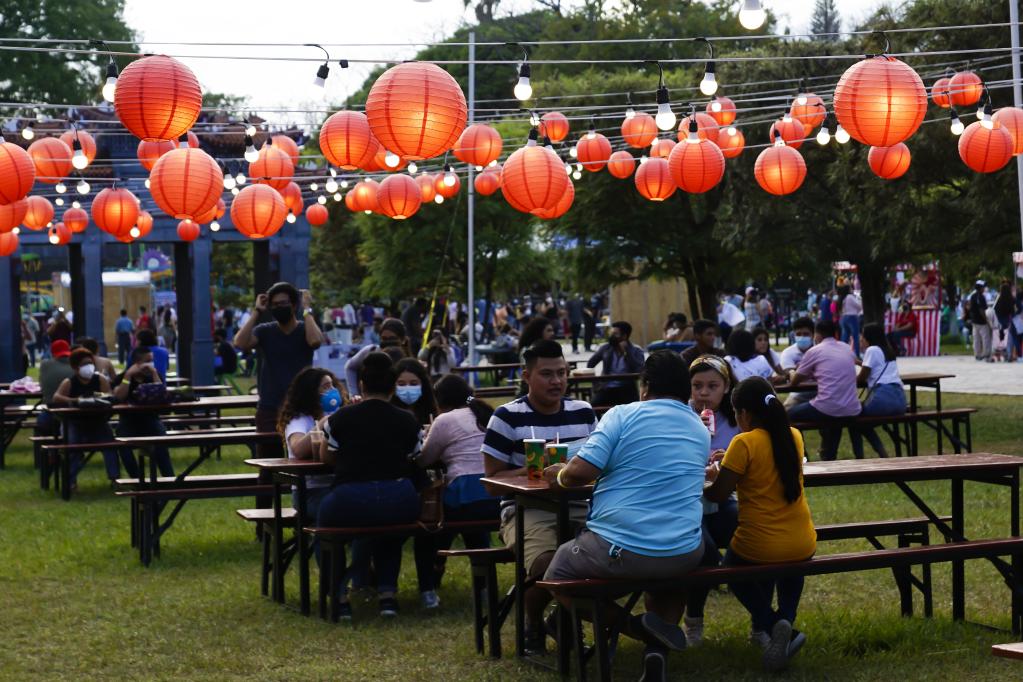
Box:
[116,413,174,477]
[315,479,421,594]
[413,498,500,592]
[687,498,739,618]
[291,486,328,524]
[887,329,915,355]
[786,401,853,461]
[66,421,139,484]
[26,343,36,367]
[117,332,132,365]
[254,408,284,459]
[850,383,906,458]
[725,548,808,632]
[840,314,861,356]
[569,322,582,352]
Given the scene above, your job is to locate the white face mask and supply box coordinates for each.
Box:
[78,363,96,380]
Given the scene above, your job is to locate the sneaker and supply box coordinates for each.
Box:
[682,616,704,647]
[640,612,687,652]
[524,626,547,656]
[762,619,793,672]
[787,629,807,659]
[337,601,353,621]
[420,590,440,610]
[638,647,668,682]
[379,597,399,617]
[750,629,770,650]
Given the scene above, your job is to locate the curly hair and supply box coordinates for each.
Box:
[277,366,345,434]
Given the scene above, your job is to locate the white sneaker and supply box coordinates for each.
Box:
[420,590,440,609]
[750,629,770,650]
[683,616,704,646]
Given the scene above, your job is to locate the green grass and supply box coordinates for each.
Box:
[0,390,1021,680]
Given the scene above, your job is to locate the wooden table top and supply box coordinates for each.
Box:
[47,394,258,416]
[118,431,279,447]
[244,457,331,473]
[992,642,1023,660]
[0,391,42,401]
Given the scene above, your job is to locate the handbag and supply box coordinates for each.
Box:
[417,470,446,529]
[131,381,169,405]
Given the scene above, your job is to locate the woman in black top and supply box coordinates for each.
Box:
[112,347,174,477]
[53,348,140,488]
[316,352,426,619]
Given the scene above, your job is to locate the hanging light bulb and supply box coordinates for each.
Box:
[317,195,327,205]
[245,124,257,137]
[586,121,597,140]
[310,182,319,191]
[287,213,297,223]
[654,67,675,131]
[565,162,572,175]
[625,93,636,119]
[21,124,34,140]
[102,58,119,102]
[738,0,767,30]
[816,127,831,145]
[407,161,418,174]
[55,197,64,206]
[243,135,259,163]
[210,220,221,232]
[950,108,965,135]
[340,179,349,189]
[235,172,246,185]
[980,102,994,129]
[325,177,339,193]
[223,171,236,190]
[129,226,141,239]
[76,179,91,194]
[488,159,498,167]
[333,192,343,202]
[443,165,457,187]
[71,137,89,170]
[572,170,582,180]
[313,61,329,87]
[434,194,444,204]
[569,145,578,158]
[55,182,67,194]
[329,167,337,177]
[699,45,718,96]
[514,59,532,101]
[384,149,400,168]
[71,201,81,209]
[11,227,19,235]
[48,228,60,245]
[575,162,583,172]
[834,124,850,144]
[475,165,483,171]
[230,187,240,196]
[144,178,151,189]
[528,110,540,127]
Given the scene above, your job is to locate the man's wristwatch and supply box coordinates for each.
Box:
[303,308,314,317]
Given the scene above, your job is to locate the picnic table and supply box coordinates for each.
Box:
[0,390,44,468]
[483,452,1023,667]
[774,372,954,413]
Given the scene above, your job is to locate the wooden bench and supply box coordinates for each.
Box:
[539,538,1023,682]
[238,507,299,597]
[305,519,499,622]
[441,515,950,660]
[792,408,977,456]
[992,642,1023,661]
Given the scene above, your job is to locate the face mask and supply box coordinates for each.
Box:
[320,388,342,415]
[271,305,294,325]
[395,385,422,405]
[796,336,813,351]
[379,338,400,348]
[78,363,96,380]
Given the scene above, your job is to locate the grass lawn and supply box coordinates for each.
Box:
[0,388,1021,680]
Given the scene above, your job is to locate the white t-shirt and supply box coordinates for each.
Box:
[725,354,775,382]
[779,344,804,370]
[284,415,332,489]
[718,302,745,328]
[862,346,902,388]
[767,348,782,368]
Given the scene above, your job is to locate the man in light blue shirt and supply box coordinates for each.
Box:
[544,350,708,682]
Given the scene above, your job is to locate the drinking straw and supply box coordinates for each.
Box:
[531,426,536,439]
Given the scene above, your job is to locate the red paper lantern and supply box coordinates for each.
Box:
[0,199,27,233]
[958,120,1014,173]
[320,111,377,170]
[137,139,177,171]
[149,148,222,220]
[350,180,381,213]
[0,142,35,204]
[115,55,202,141]
[179,130,200,148]
[717,126,745,159]
[634,158,676,202]
[677,113,719,145]
[271,135,301,164]
[949,71,983,107]
[306,203,329,226]
[769,117,808,149]
[344,191,359,212]
[23,196,55,230]
[91,188,139,238]
[453,124,502,167]
[364,144,407,173]
[365,62,467,161]
[790,94,826,130]
[754,143,807,195]
[48,222,72,245]
[0,231,18,256]
[833,56,927,147]
[540,112,570,143]
[27,138,72,183]
[621,113,658,148]
[416,174,437,202]
[576,133,612,172]
[231,184,288,238]
[177,219,200,241]
[668,137,725,194]
[930,77,952,108]
[868,143,911,180]
[135,210,154,238]
[193,201,220,224]
[650,138,676,159]
[535,179,574,220]
[250,144,295,190]
[435,173,461,199]
[607,151,636,179]
[377,174,423,220]
[992,107,1023,156]
[62,207,89,233]
[59,129,97,167]
[706,96,737,126]
[280,182,303,214]
[501,145,569,215]
[474,168,502,196]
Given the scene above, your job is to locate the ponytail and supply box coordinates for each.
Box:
[731,376,802,504]
[433,373,495,431]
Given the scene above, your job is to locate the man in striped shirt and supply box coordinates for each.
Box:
[482,339,597,654]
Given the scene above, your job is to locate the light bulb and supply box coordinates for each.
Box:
[434,194,444,204]
[235,172,246,185]
[710,101,722,113]
[569,145,578,158]
[210,220,220,232]
[514,62,532,101]
[48,229,59,245]
[313,62,329,88]
[325,178,339,193]
[572,170,582,180]
[982,117,994,130]
[55,197,64,206]
[364,209,372,215]
[231,187,239,196]
[475,164,483,171]
[565,163,572,175]
[529,111,540,126]
[287,213,297,223]
[102,78,117,103]
[738,0,766,30]
[950,111,965,135]
[144,178,151,189]
[796,95,808,106]
[129,226,141,238]
[384,150,400,168]
[700,68,718,96]
[834,124,850,144]
[329,167,337,177]
[71,145,88,170]
[655,103,675,131]
[625,107,636,119]
[223,172,236,190]
[11,227,19,235]
[243,136,259,163]
[310,182,319,191]
[55,182,67,194]
[317,195,327,205]
[587,126,596,140]
[21,126,34,140]
[977,103,986,120]
[407,161,418,174]
[72,201,81,209]
[245,124,257,137]
[575,162,583,172]
[782,113,793,123]
[816,128,831,145]
[488,159,498,167]
[443,168,457,187]
[333,192,342,202]
[340,180,349,189]
[76,179,90,194]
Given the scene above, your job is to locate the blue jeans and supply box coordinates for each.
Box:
[840,314,861,356]
[850,383,907,458]
[725,548,809,632]
[315,479,421,594]
[687,498,739,618]
[786,401,852,461]
[66,421,139,484]
[116,413,174,477]
[413,497,500,592]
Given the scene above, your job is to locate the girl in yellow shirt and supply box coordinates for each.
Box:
[704,376,816,673]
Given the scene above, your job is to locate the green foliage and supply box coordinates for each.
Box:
[810,0,841,39]
[210,242,254,309]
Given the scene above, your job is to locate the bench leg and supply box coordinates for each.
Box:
[952,478,965,621]
[589,597,611,682]
[486,562,502,658]
[895,534,913,617]
[570,600,588,682]
[129,497,138,548]
[318,542,329,621]
[470,571,484,655]
[140,501,153,567]
[260,522,271,597]
[921,527,934,618]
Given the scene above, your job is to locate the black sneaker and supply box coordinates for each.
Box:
[763,619,793,672]
[638,647,667,682]
[787,629,807,659]
[524,626,547,656]
[640,612,687,652]
[379,597,399,618]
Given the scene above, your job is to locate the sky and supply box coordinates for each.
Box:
[122,0,885,126]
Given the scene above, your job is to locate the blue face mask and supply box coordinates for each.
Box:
[320,388,342,415]
[796,336,813,351]
[395,385,422,405]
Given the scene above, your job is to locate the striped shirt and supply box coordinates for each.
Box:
[481,396,597,468]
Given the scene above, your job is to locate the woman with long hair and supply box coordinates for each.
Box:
[849,323,905,458]
[837,284,863,357]
[517,316,555,357]
[704,377,816,673]
[725,330,778,382]
[391,358,439,425]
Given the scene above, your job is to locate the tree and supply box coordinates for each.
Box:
[810,0,841,40]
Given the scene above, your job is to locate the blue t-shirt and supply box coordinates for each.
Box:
[115,317,134,335]
[578,399,709,557]
[144,345,169,382]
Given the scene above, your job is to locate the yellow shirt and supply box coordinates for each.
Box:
[721,427,816,563]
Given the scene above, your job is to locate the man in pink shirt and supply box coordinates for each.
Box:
[786,319,861,460]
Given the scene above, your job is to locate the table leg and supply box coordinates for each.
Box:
[515,500,526,658]
[556,498,571,678]
[952,477,965,621]
[910,384,918,413]
[1011,469,1021,634]
[272,480,285,603]
[296,476,311,616]
[934,382,943,455]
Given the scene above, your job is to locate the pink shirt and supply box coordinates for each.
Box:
[419,407,486,484]
[796,338,861,417]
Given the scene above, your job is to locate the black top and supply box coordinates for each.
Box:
[214,340,238,374]
[253,321,315,410]
[67,374,101,399]
[968,291,989,326]
[322,399,427,489]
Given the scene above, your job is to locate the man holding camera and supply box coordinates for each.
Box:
[586,320,646,407]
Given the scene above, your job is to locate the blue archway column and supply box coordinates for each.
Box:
[0,256,21,380]
[277,221,310,290]
[67,231,106,352]
[173,239,214,385]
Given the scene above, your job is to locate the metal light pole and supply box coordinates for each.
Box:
[1011,0,1023,250]
[467,31,477,364]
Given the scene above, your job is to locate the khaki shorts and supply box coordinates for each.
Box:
[545,528,704,584]
[500,504,590,576]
